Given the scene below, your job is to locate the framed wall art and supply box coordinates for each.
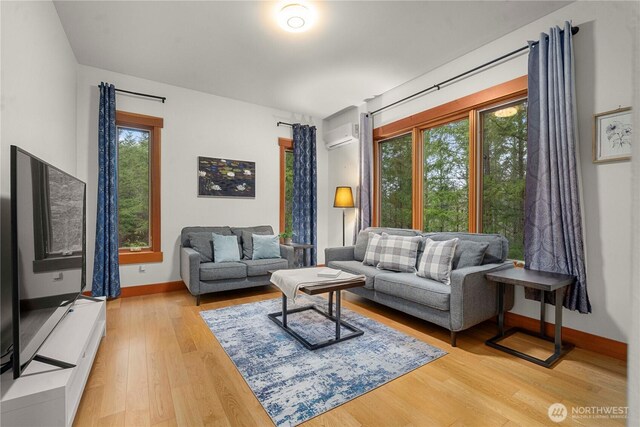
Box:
[593,107,632,163]
[198,156,255,198]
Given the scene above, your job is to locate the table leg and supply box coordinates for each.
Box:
[282,294,287,328]
[555,288,563,353]
[335,290,341,340]
[497,282,505,336]
[328,291,334,316]
[540,290,546,337]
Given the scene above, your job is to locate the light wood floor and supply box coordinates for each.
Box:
[74,287,627,427]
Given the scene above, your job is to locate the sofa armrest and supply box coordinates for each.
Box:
[280,245,296,269]
[180,247,201,295]
[449,262,513,331]
[324,246,355,264]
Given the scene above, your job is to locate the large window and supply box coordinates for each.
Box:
[379,133,413,228]
[116,111,163,264]
[480,100,528,259]
[373,76,528,259]
[279,138,294,234]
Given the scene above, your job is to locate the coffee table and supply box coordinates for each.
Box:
[267,272,366,350]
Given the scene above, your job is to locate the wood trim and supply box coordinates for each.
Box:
[117,110,163,264]
[503,312,627,361]
[119,250,163,264]
[411,128,423,230]
[372,138,380,226]
[279,138,293,233]
[83,280,183,298]
[116,110,164,128]
[373,75,528,140]
[468,110,478,233]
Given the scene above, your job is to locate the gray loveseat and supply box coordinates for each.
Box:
[180,226,295,305]
[325,227,514,346]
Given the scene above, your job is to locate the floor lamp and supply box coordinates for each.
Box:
[333,186,355,246]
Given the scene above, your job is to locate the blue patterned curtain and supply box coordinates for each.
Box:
[292,124,317,265]
[355,113,373,237]
[92,83,121,298]
[524,22,590,313]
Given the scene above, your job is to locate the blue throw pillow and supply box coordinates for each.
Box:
[252,234,281,260]
[212,233,240,262]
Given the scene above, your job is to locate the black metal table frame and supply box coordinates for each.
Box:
[486,283,574,368]
[268,290,364,350]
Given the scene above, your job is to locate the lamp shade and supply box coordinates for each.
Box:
[333,186,355,208]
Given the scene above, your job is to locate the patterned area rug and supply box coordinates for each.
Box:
[200,296,446,427]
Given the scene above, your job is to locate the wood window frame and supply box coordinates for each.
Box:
[116,110,163,264]
[373,75,528,231]
[278,137,293,233]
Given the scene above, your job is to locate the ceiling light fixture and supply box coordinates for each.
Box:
[276,2,316,33]
[493,106,518,118]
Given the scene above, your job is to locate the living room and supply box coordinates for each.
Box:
[1,1,639,426]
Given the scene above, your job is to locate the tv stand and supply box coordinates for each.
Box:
[1,297,106,426]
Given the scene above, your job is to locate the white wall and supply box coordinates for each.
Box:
[76,65,329,287]
[327,1,637,342]
[0,0,78,349]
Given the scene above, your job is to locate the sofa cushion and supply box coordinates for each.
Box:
[327,260,383,289]
[232,226,274,259]
[430,232,508,264]
[354,227,421,262]
[181,226,233,247]
[454,240,489,269]
[200,262,247,281]
[240,258,288,277]
[187,232,213,263]
[374,272,451,311]
[378,234,422,273]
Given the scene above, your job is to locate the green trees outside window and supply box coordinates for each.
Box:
[117,127,150,248]
[284,150,294,234]
[481,100,528,260]
[379,133,413,229]
[423,119,469,232]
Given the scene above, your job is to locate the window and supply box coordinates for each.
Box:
[480,100,528,259]
[379,133,413,228]
[373,76,528,259]
[116,111,163,264]
[279,138,294,234]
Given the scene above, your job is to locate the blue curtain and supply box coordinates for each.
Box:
[355,113,373,237]
[292,124,317,265]
[524,22,590,313]
[92,83,121,298]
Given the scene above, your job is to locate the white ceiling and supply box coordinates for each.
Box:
[54,1,570,119]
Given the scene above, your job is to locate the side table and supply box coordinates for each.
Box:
[485,267,575,368]
[286,243,315,267]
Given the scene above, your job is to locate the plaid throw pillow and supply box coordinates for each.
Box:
[417,238,459,285]
[362,232,385,266]
[377,233,422,273]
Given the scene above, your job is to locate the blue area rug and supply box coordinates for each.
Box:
[200,296,446,426]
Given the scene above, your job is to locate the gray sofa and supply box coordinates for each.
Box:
[180,226,295,305]
[325,227,514,346]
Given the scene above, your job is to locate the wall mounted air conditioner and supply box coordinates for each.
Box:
[325,123,359,150]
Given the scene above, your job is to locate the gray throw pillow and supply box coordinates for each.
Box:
[417,238,459,285]
[362,232,384,266]
[241,229,271,260]
[212,233,240,262]
[454,240,489,269]
[187,232,213,263]
[252,234,281,260]
[377,233,422,273]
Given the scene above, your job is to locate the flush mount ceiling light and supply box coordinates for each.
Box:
[493,106,519,118]
[276,2,316,33]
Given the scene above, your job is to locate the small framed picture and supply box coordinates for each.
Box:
[593,107,632,163]
[197,156,256,198]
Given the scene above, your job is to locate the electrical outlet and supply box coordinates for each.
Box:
[53,272,63,281]
[139,265,146,273]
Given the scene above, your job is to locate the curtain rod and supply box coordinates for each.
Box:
[371,26,579,116]
[277,121,293,127]
[115,88,166,103]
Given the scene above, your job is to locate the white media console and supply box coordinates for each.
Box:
[1,297,106,426]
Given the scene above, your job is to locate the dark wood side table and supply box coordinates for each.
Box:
[485,267,575,368]
[286,243,315,267]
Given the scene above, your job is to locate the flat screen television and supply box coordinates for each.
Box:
[8,146,87,378]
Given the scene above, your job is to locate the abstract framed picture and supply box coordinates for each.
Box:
[198,156,255,198]
[593,107,632,163]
